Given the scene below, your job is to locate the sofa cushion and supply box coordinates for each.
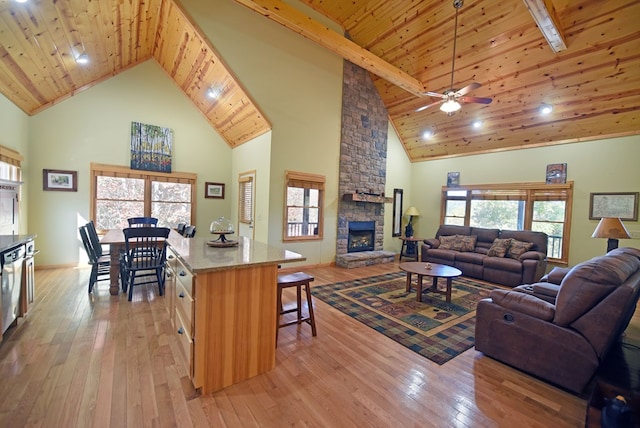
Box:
[456,251,486,264]
[500,229,548,255]
[438,234,477,251]
[424,248,457,263]
[542,266,572,285]
[471,227,500,247]
[483,256,523,273]
[554,251,640,326]
[438,235,460,250]
[487,238,512,257]
[490,289,555,321]
[436,225,471,238]
[508,239,533,259]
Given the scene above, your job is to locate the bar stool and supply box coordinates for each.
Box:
[276,272,317,344]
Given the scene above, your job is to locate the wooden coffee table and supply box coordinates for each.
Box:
[399,262,462,303]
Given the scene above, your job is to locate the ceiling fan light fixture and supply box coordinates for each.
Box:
[440,99,461,113]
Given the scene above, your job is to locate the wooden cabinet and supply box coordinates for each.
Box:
[164,236,303,394]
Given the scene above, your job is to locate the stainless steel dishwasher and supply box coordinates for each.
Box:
[1,245,25,335]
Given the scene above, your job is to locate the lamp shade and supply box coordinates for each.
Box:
[591,217,631,239]
[405,206,420,217]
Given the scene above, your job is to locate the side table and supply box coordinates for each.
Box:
[399,236,423,261]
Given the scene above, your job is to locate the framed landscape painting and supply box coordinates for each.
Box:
[589,192,639,221]
[205,182,225,199]
[43,169,77,192]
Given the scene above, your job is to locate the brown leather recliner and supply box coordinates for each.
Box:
[475,247,640,393]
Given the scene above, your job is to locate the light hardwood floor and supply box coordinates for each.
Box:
[3,261,630,427]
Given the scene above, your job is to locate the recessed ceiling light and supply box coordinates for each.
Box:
[472,120,483,129]
[207,86,221,99]
[76,52,89,65]
[539,103,553,115]
[422,129,436,140]
[14,0,28,3]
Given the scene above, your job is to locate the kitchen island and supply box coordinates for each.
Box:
[166,235,304,394]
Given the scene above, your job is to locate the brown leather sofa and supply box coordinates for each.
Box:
[421,225,548,287]
[475,247,640,393]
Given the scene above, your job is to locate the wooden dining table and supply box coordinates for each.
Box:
[99,228,182,296]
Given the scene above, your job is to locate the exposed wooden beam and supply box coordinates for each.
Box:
[522,0,567,52]
[233,0,426,97]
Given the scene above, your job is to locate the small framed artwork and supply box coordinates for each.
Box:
[546,163,567,184]
[447,172,460,187]
[43,169,77,192]
[589,192,639,221]
[205,182,225,199]
[392,188,403,237]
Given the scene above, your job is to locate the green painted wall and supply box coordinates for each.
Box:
[409,136,640,266]
[26,61,232,266]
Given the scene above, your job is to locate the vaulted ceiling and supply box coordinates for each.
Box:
[1,0,638,160]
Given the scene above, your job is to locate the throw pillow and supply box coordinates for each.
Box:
[508,239,534,259]
[487,238,512,257]
[438,235,458,250]
[459,235,477,252]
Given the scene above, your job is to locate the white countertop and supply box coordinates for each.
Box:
[167,235,305,274]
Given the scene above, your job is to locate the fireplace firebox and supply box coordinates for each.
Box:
[348,221,375,253]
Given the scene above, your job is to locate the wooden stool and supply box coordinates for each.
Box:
[276,272,317,343]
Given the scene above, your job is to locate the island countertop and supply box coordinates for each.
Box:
[167,235,305,274]
[0,235,37,253]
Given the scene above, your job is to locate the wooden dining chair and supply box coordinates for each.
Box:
[183,225,196,238]
[127,217,159,227]
[85,220,109,256]
[177,223,186,235]
[79,225,111,293]
[121,227,170,301]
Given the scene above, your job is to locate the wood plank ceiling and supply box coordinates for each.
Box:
[0,0,638,159]
[0,0,270,148]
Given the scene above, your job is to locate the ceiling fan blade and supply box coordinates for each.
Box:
[459,95,493,104]
[456,82,481,96]
[415,100,442,112]
[424,91,446,98]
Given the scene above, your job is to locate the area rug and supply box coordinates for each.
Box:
[311,271,497,365]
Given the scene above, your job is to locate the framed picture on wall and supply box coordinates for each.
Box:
[392,188,403,237]
[43,169,78,192]
[589,192,639,221]
[205,182,225,199]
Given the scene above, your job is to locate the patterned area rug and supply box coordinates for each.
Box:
[311,271,497,365]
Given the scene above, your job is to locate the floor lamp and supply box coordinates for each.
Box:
[591,217,631,253]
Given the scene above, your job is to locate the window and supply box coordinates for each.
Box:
[239,174,254,224]
[441,182,573,263]
[91,163,196,231]
[284,170,324,241]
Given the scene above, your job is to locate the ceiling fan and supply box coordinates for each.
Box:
[416,0,492,115]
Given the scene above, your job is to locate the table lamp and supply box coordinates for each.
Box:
[404,206,420,237]
[591,217,631,253]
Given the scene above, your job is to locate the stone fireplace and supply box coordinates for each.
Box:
[335,61,395,268]
[347,221,375,253]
